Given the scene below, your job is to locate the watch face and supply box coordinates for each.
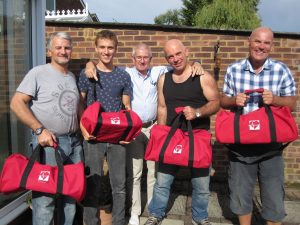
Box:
[196,112,201,118]
[35,127,43,135]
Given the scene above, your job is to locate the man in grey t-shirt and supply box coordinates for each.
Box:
[10,32,83,225]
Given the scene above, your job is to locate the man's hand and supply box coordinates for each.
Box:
[85,61,98,81]
[262,89,273,105]
[182,106,197,120]
[80,121,96,141]
[235,93,249,107]
[191,61,204,77]
[119,140,131,145]
[37,129,57,147]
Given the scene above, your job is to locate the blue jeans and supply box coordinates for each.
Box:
[31,133,83,225]
[148,163,210,222]
[83,141,126,225]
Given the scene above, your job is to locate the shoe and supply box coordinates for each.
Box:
[192,218,211,225]
[144,216,162,225]
[129,214,140,225]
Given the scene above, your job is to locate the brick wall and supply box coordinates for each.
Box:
[46,22,300,184]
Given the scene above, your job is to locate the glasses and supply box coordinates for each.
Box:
[134,56,151,61]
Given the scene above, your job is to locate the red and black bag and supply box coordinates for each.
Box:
[81,102,142,143]
[145,110,212,168]
[0,145,86,202]
[215,89,298,144]
[80,79,142,144]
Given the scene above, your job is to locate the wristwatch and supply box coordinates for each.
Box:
[195,109,201,118]
[34,126,44,135]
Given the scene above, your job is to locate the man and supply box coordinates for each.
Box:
[144,39,220,225]
[85,43,203,225]
[220,27,296,225]
[78,30,132,225]
[10,32,83,225]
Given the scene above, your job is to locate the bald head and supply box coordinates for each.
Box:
[249,27,274,41]
[164,39,189,73]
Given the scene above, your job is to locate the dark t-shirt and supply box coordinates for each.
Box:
[78,67,132,112]
[163,72,210,130]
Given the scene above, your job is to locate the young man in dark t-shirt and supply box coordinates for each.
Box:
[78,30,132,225]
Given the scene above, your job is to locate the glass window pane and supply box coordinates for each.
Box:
[0,0,32,207]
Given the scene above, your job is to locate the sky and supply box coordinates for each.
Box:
[84,0,300,33]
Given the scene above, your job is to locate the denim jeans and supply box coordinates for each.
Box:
[148,163,210,222]
[83,141,126,225]
[31,133,83,225]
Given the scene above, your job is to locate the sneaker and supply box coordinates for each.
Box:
[129,214,139,225]
[144,216,162,225]
[192,218,211,225]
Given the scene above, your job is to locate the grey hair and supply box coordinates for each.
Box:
[46,32,73,50]
[132,43,152,58]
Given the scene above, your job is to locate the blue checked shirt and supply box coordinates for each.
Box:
[223,58,296,114]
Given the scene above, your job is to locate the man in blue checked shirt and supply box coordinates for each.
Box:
[220,27,296,225]
[86,43,203,225]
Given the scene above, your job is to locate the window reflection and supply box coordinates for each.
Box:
[0,0,31,207]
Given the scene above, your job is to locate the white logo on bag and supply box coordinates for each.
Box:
[38,171,50,182]
[110,117,120,125]
[249,120,260,130]
[173,145,183,154]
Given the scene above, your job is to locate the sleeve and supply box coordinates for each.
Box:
[122,71,133,99]
[77,69,89,93]
[280,66,296,96]
[222,67,235,97]
[16,68,38,98]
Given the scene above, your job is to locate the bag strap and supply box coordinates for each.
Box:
[234,104,277,144]
[118,110,133,142]
[186,119,194,167]
[234,88,277,144]
[159,113,195,167]
[20,144,64,195]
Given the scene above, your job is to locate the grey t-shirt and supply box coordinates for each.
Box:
[16,63,79,135]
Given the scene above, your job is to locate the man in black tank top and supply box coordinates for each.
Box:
[144,39,220,225]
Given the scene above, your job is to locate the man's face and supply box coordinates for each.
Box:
[248,29,273,65]
[164,41,188,72]
[95,38,116,65]
[48,37,72,66]
[132,48,152,74]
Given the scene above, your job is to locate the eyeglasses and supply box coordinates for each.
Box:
[134,56,151,61]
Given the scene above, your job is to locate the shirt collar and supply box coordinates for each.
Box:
[135,67,152,79]
[242,58,272,73]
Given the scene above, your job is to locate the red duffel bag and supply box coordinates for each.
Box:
[0,145,86,202]
[145,111,212,168]
[81,101,142,143]
[215,89,298,144]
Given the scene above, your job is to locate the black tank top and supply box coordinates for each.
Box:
[163,72,210,130]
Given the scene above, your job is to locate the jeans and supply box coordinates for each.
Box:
[31,133,83,225]
[148,163,210,222]
[126,125,156,216]
[83,141,126,225]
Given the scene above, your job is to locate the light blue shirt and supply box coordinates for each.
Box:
[125,66,171,122]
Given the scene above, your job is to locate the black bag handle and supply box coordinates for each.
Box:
[234,88,277,144]
[20,144,64,195]
[159,113,195,167]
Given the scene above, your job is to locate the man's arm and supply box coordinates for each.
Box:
[184,72,220,120]
[157,74,167,125]
[10,92,56,146]
[262,89,296,111]
[85,60,98,80]
[122,94,131,110]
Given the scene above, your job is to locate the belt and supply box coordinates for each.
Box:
[142,120,156,128]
